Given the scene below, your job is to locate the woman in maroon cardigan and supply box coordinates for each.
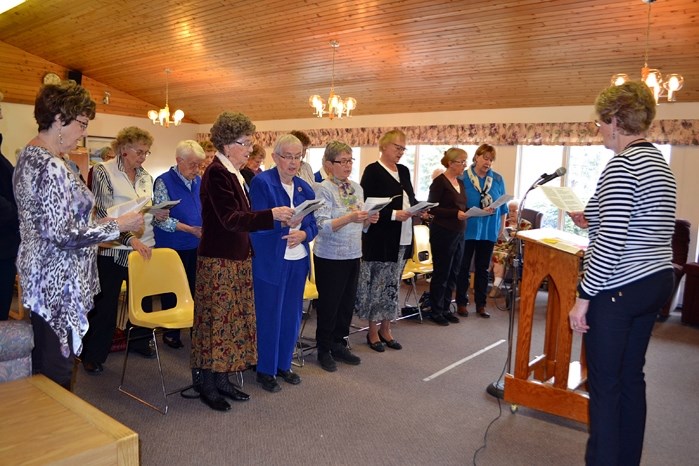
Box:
[191,111,294,412]
[427,148,468,326]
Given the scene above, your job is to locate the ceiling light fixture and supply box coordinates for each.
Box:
[309,40,357,119]
[611,0,684,103]
[147,69,184,127]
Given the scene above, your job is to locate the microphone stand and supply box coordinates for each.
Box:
[486,178,539,399]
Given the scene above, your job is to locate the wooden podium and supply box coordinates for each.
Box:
[504,228,590,424]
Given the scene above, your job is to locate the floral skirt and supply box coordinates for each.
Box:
[355,246,408,322]
[191,256,257,373]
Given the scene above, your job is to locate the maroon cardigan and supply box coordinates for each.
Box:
[198,157,273,260]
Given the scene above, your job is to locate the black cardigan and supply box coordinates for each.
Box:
[360,161,417,262]
[0,134,20,261]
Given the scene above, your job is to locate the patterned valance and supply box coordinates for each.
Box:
[197,120,699,147]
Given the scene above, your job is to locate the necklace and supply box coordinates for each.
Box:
[623,138,646,151]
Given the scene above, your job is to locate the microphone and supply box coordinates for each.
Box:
[536,167,566,187]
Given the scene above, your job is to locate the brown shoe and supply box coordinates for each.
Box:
[476,307,491,318]
[457,305,469,317]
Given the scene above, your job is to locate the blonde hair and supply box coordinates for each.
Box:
[441,147,466,168]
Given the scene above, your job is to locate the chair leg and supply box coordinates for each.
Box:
[119,328,176,415]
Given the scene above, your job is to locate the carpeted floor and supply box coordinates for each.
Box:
[73,283,699,466]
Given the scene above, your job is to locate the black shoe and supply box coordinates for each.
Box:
[318,352,338,372]
[379,332,403,349]
[162,335,184,349]
[83,361,103,375]
[200,391,232,411]
[277,368,302,385]
[377,332,402,350]
[476,308,491,318]
[366,335,385,352]
[331,346,362,364]
[217,386,250,402]
[256,373,282,393]
[431,314,450,326]
[130,340,157,359]
[444,313,460,324]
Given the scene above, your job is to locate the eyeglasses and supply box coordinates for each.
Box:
[128,147,151,157]
[233,140,253,148]
[451,159,467,165]
[392,143,407,152]
[277,154,303,161]
[75,118,89,130]
[331,158,354,166]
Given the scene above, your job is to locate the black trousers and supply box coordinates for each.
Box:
[81,255,149,364]
[31,313,74,386]
[584,269,673,466]
[314,256,360,352]
[0,257,16,321]
[455,239,495,309]
[428,223,464,315]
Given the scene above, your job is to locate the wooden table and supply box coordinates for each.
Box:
[0,375,139,465]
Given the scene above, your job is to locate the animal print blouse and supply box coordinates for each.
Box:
[13,146,120,357]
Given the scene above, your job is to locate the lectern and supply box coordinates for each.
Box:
[504,228,589,424]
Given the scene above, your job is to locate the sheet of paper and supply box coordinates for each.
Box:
[143,200,180,211]
[106,197,149,217]
[538,186,585,212]
[465,207,491,217]
[290,198,325,223]
[488,194,514,210]
[362,196,396,215]
[407,201,438,214]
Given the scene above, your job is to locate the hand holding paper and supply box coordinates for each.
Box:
[290,199,324,223]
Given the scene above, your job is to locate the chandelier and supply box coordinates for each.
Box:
[611,0,684,103]
[147,69,185,127]
[309,40,357,119]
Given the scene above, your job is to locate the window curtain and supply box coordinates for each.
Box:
[197,120,698,147]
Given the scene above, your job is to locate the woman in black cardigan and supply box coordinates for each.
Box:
[426,148,468,326]
[356,130,417,352]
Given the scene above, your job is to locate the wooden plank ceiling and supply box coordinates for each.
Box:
[1,0,697,123]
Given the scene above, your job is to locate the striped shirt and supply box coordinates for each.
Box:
[578,142,676,299]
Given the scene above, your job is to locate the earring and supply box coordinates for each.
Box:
[58,127,64,146]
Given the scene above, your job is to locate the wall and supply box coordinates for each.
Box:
[0,102,198,178]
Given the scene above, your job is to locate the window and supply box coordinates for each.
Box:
[516,144,671,235]
[407,144,480,200]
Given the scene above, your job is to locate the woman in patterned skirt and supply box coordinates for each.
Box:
[191,112,294,411]
[356,129,418,352]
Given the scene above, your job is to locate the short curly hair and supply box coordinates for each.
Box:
[209,112,256,153]
[34,81,96,132]
[595,81,656,135]
[112,126,154,155]
[199,140,215,152]
[290,130,311,147]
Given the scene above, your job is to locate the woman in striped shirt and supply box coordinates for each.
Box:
[568,81,676,466]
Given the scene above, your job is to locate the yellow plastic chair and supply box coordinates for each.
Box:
[118,248,194,414]
[399,225,434,322]
[294,242,318,367]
